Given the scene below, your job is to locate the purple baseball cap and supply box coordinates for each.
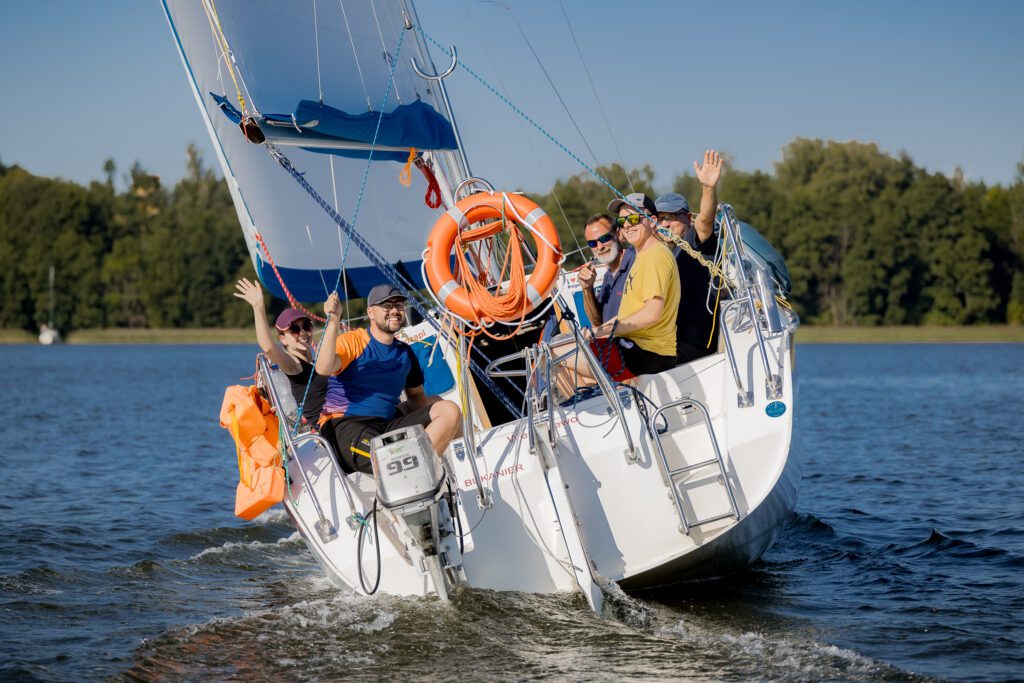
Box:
[275,308,310,331]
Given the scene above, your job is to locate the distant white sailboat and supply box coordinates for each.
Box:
[38,265,61,345]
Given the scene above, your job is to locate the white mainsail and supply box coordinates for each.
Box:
[162,0,458,302]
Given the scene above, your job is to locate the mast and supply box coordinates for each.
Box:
[48,264,55,328]
[400,0,470,196]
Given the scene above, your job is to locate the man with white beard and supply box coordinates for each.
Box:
[577,212,635,327]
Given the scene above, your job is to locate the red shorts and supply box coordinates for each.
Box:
[588,338,636,382]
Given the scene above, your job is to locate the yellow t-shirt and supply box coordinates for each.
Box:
[616,242,679,357]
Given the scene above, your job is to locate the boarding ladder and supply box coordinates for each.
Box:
[648,398,741,535]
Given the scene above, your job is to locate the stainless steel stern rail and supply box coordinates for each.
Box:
[256,355,338,543]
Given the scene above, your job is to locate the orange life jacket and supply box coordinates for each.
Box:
[219,385,285,520]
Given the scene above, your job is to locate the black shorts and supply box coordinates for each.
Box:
[324,406,434,475]
[620,342,677,376]
[677,339,715,364]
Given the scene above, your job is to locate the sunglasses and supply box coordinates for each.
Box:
[657,212,686,222]
[377,300,406,312]
[287,320,313,334]
[586,233,616,249]
[614,213,643,228]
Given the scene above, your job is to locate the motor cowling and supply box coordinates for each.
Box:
[370,425,444,510]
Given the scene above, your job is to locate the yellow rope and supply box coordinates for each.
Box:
[203,0,249,115]
[656,225,790,309]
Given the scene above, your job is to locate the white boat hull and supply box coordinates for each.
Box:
[282,302,799,599]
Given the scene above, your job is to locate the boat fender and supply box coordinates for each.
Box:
[219,385,285,520]
[424,191,562,323]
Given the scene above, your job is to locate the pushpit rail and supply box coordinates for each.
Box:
[256,354,345,543]
[717,204,786,405]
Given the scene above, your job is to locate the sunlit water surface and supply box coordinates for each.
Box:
[1,343,1021,681]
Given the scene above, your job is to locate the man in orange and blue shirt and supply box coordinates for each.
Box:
[316,284,462,475]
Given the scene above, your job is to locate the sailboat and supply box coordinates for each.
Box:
[163,1,798,611]
[38,265,61,345]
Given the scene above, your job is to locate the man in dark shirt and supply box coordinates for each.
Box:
[577,212,635,327]
[656,149,724,363]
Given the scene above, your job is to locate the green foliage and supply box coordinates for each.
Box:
[669,139,1017,326]
[0,145,246,332]
[0,139,1020,330]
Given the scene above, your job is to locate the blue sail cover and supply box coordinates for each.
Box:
[738,222,792,295]
[212,95,457,162]
[162,0,460,302]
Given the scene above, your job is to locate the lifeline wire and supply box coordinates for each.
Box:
[418,29,639,216]
[419,26,747,292]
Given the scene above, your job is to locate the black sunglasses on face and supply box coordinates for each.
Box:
[586,233,616,249]
[615,213,643,228]
[288,320,313,334]
[658,212,688,222]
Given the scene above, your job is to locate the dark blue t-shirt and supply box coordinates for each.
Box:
[596,247,636,323]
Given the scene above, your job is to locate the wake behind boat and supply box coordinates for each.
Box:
[163,0,799,612]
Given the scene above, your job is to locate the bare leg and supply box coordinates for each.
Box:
[424,399,462,455]
[550,342,598,400]
[397,394,440,416]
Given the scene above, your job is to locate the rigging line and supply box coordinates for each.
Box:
[328,155,351,323]
[501,3,602,170]
[204,0,256,116]
[267,146,521,417]
[313,0,324,102]
[338,0,373,110]
[556,0,636,195]
[304,224,332,297]
[200,0,245,114]
[462,2,582,256]
[418,29,639,218]
[367,0,403,104]
[333,24,407,295]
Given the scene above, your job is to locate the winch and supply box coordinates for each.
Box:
[370,425,465,600]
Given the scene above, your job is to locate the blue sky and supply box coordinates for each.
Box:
[1,0,1021,193]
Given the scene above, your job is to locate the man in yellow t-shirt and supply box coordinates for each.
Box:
[588,193,680,378]
[551,192,679,386]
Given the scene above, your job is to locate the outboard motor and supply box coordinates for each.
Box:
[370,425,465,600]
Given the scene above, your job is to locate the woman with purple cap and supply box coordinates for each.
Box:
[234,278,328,428]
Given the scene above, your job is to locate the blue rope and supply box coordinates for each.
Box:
[418,29,639,214]
[333,27,407,294]
[268,146,522,418]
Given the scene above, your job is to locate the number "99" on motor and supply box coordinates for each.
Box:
[386,455,420,475]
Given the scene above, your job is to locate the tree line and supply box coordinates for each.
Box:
[535,139,1024,326]
[1,138,1022,332]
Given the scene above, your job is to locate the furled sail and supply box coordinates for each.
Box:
[162,0,456,302]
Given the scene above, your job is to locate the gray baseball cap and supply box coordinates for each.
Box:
[366,284,407,307]
[607,192,657,216]
[655,192,690,215]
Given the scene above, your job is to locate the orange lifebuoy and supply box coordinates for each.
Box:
[425,192,562,324]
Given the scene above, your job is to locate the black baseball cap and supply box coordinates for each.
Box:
[366,284,407,307]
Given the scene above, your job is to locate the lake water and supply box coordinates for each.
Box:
[1,343,1022,681]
